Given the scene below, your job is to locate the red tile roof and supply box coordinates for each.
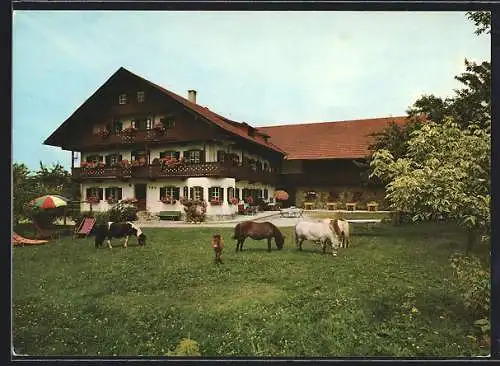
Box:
[126,69,285,154]
[257,117,412,160]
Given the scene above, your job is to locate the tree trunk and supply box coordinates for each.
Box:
[466,229,478,254]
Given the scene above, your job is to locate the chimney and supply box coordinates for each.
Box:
[188,89,197,104]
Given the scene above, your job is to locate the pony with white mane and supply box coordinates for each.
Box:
[331,218,351,248]
[294,219,340,256]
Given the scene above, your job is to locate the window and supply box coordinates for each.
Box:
[209,187,224,204]
[131,150,147,162]
[160,186,180,201]
[113,120,123,134]
[137,91,145,103]
[186,150,203,164]
[86,155,103,163]
[105,187,123,201]
[190,186,204,201]
[146,118,153,130]
[86,187,103,201]
[159,151,180,160]
[227,187,235,203]
[217,151,226,163]
[105,153,122,167]
[118,94,128,105]
[160,117,175,129]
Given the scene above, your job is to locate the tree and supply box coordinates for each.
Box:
[12,163,37,224]
[466,11,491,35]
[370,119,490,252]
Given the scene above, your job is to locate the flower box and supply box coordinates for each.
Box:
[121,198,138,204]
[98,128,110,139]
[119,159,131,168]
[87,197,100,204]
[121,127,137,135]
[161,196,177,204]
[107,197,118,204]
[210,199,222,206]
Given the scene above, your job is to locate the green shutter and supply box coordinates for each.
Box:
[86,188,91,199]
[98,188,104,200]
[174,187,180,200]
[235,188,240,200]
[105,188,111,199]
[160,187,166,199]
[199,187,204,200]
[220,187,224,202]
[189,187,194,199]
[118,188,123,200]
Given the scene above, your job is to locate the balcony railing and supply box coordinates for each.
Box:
[72,162,278,185]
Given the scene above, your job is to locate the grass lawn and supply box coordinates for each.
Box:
[12,222,489,357]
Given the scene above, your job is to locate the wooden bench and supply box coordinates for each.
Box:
[159,211,182,221]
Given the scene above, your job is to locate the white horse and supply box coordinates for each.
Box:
[294,219,340,256]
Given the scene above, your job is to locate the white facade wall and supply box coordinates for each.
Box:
[78,142,276,217]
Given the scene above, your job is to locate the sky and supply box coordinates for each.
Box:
[12,11,490,171]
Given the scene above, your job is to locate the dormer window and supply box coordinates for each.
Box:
[118,94,128,105]
[137,91,145,103]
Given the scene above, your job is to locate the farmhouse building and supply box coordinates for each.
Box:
[44,67,409,218]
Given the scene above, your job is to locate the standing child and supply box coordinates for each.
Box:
[212,234,224,264]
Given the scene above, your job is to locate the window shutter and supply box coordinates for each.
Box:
[98,188,104,200]
[217,151,224,162]
[208,187,214,200]
[199,187,204,200]
[105,187,111,199]
[189,187,194,199]
[86,188,91,199]
[118,154,122,163]
[99,155,104,162]
[105,155,111,166]
[183,186,188,199]
[174,187,180,200]
[175,151,180,160]
[118,188,123,200]
[160,187,166,199]
[159,151,165,159]
[264,189,268,200]
[235,188,240,200]
[220,187,224,202]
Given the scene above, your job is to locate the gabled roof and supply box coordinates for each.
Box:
[257,116,411,160]
[44,67,284,154]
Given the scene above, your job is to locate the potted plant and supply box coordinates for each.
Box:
[161,195,176,204]
[97,161,105,168]
[210,197,222,205]
[121,126,137,135]
[98,127,110,139]
[245,196,254,205]
[229,197,239,205]
[119,159,131,169]
[87,196,100,204]
[107,196,118,204]
[153,122,166,134]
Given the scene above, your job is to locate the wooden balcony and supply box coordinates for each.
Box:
[72,162,278,185]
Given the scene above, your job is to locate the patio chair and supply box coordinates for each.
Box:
[73,217,96,239]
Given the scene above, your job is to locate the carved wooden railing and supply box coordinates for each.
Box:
[73,162,278,184]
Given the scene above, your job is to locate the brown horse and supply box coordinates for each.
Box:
[233,221,285,252]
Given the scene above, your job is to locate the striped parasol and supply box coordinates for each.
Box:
[29,195,69,210]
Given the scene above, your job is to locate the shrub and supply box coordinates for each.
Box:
[165,338,201,356]
[450,253,490,344]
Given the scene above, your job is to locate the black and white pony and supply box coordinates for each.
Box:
[94,221,146,249]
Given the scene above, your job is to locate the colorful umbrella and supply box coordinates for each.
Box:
[29,195,69,209]
[274,190,289,201]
